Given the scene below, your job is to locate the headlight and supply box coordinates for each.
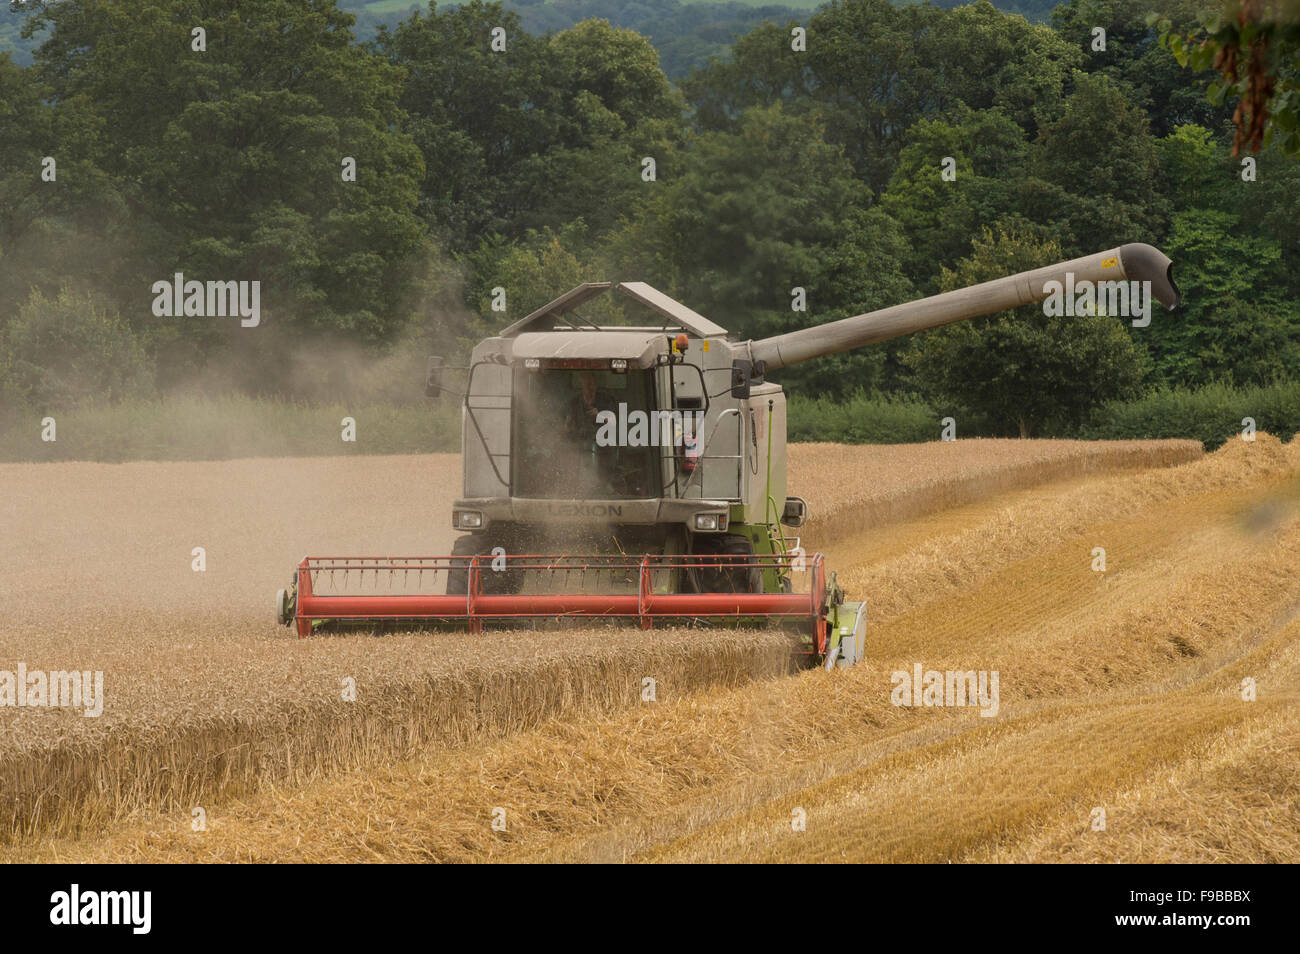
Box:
[454,510,483,529]
[694,513,720,531]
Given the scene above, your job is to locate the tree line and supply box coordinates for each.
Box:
[1,0,1297,437]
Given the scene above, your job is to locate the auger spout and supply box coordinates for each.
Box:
[748,243,1178,371]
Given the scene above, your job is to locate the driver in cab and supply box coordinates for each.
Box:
[565,371,613,439]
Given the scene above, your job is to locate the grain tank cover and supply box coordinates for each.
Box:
[501,281,728,338]
[614,282,728,337]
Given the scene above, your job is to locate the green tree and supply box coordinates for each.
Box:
[461,223,610,325]
[608,105,865,336]
[1151,207,1300,385]
[1051,0,1235,136]
[881,106,1032,288]
[1156,124,1239,216]
[605,105,911,397]
[777,206,917,398]
[0,53,55,255]
[1,287,154,409]
[904,228,1148,436]
[382,5,681,251]
[515,22,684,239]
[1028,71,1167,255]
[1160,0,1300,155]
[548,19,681,128]
[30,0,428,355]
[379,1,558,248]
[0,53,131,317]
[684,0,1079,191]
[1238,139,1300,298]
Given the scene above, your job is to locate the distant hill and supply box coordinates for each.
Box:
[3,1,1061,77]
[0,4,39,65]
[347,0,1065,76]
[342,0,815,76]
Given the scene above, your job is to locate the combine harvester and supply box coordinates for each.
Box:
[277,245,1177,667]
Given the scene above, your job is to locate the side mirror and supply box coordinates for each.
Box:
[425,356,445,399]
[730,361,751,400]
[730,359,765,399]
[781,496,807,528]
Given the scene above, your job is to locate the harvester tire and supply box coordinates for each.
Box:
[690,534,762,594]
[275,588,292,626]
[445,534,480,596]
[445,534,520,596]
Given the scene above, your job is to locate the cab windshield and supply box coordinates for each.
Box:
[511,366,659,499]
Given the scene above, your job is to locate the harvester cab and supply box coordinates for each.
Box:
[279,245,1178,668]
[448,282,804,584]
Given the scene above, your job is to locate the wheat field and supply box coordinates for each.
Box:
[9,436,1298,862]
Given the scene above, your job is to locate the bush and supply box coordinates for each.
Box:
[1080,380,1300,448]
[788,391,940,444]
[1,287,154,409]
